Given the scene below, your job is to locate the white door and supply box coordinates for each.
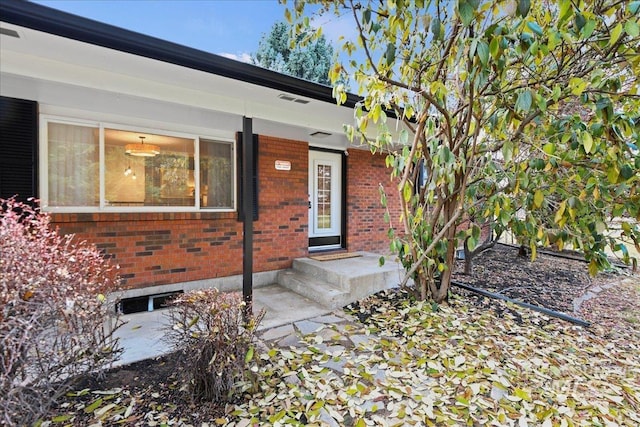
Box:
[309,150,342,249]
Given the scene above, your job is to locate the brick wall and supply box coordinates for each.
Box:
[50,139,399,291]
[52,212,244,289]
[346,148,401,253]
[253,136,309,269]
[51,136,309,290]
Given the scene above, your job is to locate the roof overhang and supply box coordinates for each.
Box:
[0,0,377,149]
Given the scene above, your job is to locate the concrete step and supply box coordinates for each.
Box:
[294,252,403,300]
[279,252,405,309]
[292,258,349,290]
[277,269,351,309]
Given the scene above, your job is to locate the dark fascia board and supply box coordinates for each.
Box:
[0,0,362,109]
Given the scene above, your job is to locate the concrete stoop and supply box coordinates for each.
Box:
[277,252,404,309]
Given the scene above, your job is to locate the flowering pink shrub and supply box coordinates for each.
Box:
[0,198,123,426]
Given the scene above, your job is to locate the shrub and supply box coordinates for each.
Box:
[165,288,264,403]
[0,198,123,426]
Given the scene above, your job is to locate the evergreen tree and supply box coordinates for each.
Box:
[252,21,334,85]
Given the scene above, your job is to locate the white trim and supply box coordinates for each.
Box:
[99,125,105,209]
[309,150,342,240]
[39,113,237,213]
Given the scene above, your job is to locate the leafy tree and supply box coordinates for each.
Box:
[288,0,640,302]
[252,21,334,85]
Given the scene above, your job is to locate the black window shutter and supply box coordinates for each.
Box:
[0,96,38,202]
[236,132,259,221]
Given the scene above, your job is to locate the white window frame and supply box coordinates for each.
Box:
[40,114,236,213]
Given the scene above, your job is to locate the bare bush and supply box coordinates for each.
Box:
[0,198,123,426]
[165,289,264,403]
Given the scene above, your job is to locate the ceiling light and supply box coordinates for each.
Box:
[125,136,159,157]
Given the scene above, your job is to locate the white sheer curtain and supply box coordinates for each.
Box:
[48,122,99,206]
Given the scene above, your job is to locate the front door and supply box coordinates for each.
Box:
[308,149,343,250]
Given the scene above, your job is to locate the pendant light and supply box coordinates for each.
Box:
[125,136,160,157]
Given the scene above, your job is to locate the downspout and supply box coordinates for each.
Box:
[242,117,254,317]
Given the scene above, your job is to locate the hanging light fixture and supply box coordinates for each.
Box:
[124,155,132,176]
[125,136,160,157]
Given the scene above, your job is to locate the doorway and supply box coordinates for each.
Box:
[308,149,344,250]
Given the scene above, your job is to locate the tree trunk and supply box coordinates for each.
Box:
[463,229,500,275]
[464,252,473,275]
[431,205,458,303]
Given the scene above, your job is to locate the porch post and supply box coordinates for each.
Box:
[242,116,254,315]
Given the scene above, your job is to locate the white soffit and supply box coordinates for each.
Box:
[0,22,355,139]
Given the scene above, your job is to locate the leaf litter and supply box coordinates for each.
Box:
[42,247,639,426]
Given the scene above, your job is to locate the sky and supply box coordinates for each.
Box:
[34,0,356,64]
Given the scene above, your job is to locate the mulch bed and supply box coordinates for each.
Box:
[451,242,619,315]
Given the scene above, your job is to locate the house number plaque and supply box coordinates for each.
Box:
[275,160,291,171]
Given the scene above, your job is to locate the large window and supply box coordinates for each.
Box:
[42,118,234,212]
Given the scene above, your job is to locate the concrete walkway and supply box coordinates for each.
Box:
[114,284,332,366]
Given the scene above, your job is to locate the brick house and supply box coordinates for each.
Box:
[0,0,401,306]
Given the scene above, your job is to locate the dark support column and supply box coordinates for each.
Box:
[242,116,254,318]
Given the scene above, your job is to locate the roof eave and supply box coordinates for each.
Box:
[0,0,361,109]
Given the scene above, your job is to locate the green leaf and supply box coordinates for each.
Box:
[403,182,412,202]
[477,40,489,65]
[362,8,371,25]
[458,0,475,26]
[581,19,596,38]
[517,0,530,17]
[581,131,593,154]
[490,37,500,58]
[379,256,386,266]
[84,397,103,413]
[625,20,639,38]
[610,23,623,46]
[559,0,572,21]
[628,1,640,15]
[385,43,396,66]
[542,143,554,156]
[588,259,599,276]
[607,165,620,183]
[431,17,442,40]
[569,77,587,96]
[245,346,254,363]
[620,164,634,180]
[51,414,73,422]
[534,190,544,208]
[502,140,514,163]
[515,90,532,112]
[527,21,543,37]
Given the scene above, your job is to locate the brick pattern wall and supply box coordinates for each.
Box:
[50,135,309,290]
[52,212,243,289]
[49,140,401,291]
[346,149,401,253]
[253,136,309,269]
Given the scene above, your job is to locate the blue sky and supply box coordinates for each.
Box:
[34,1,355,63]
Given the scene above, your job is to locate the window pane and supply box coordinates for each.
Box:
[48,122,99,206]
[105,129,194,207]
[200,139,232,208]
[317,164,332,229]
